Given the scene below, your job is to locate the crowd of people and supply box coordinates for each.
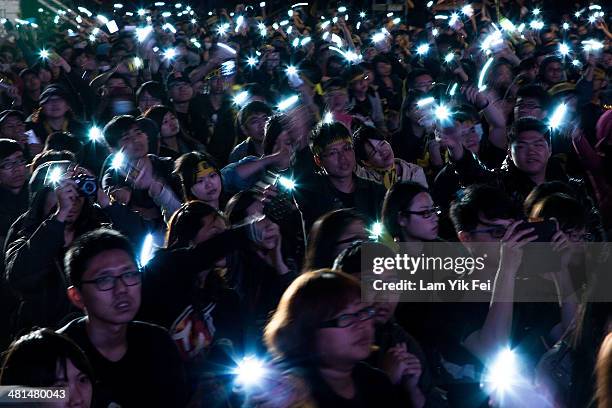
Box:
[0,0,611,406]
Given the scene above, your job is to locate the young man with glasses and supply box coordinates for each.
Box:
[0,139,28,244]
[60,229,188,408]
[229,101,273,163]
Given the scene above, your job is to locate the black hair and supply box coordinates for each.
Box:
[224,190,260,225]
[381,181,429,239]
[238,101,273,128]
[304,209,367,271]
[353,125,385,164]
[523,181,577,215]
[539,55,564,82]
[405,69,433,89]
[263,114,288,155]
[102,115,138,148]
[64,228,136,287]
[310,122,351,157]
[516,84,552,112]
[0,138,23,161]
[1,328,94,389]
[166,201,225,248]
[332,240,396,276]
[509,117,551,144]
[30,150,76,172]
[44,132,83,155]
[529,193,587,231]
[136,81,166,104]
[173,151,222,202]
[449,184,521,233]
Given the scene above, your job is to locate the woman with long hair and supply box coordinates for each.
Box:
[173,151,224,210]
[144,105,204,159]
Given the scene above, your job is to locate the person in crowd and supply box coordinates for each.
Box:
[229,101,273,163]
[143,105,204,159]
[60,229,188,407]
[298,122,386,230]
[16,68,42,117]
[0,139,28,244]
[353,124,428,189]
[513,84,552,121]
[303,209,368,271]
[0,110,42,160]
[264,269,410,407]
[173,151,224,210]
[4,160,147,335]
[346,65,387,133]
[0,328,94,408]
[136,81,166,114]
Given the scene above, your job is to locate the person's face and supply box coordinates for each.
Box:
[191,171,222,205]
[351,78,369,94]
[413,74,433,93]
[334,220,368,257]
[325,89,349,113]
[315,299,375,367]
[74,249,140,324]
[210,76,225,94]
[160,112,180,138]
[52,359,92,408]
[246,200,281,250]
[318,140,356,179]
[23,73,41,91]
[466,216,514,243]
[243,113,268,142]
[460,121,481,154]
[0,116,26,142]
[118,125,148,160]
[603,52,612,69]
[193,213,227,245]
[514,97,546,120]
[510,131,551,176]
[43,187,85,224]
[76,53,97,71]
[38,68,52,84]
[169,82,194,103]
[523,65,539,81]
[494,64,513,88]
[364,139,395,169]
[375,62,392,77]
[364,70,374,87]
[0,151,27,190]
[544,62,564,85]
[138,91,162,113]
[400,192,439,241]
[107,78,130,93]
[42,96,69,119]
[373,299,398,325]
[272,130,295,169]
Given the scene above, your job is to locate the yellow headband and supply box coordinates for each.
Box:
[196,161,216,179]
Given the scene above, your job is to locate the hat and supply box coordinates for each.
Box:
[29,160,72,200]
[18,68,37,79]
[548,82,577,97]
[166,71,192,89]
[39,85,70,105]
[322,77,347,94]
[0,110,25,126]
[344,65,368,83]
[0,138,23,161]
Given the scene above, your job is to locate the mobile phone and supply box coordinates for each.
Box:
[515,220,557,242]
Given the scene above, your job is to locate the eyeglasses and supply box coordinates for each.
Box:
[403,206,441,219]
[470,225,507,239]
[81,270,142,291]
[516,103,542,110]
[319,306,376,328]
[0,158,26,171]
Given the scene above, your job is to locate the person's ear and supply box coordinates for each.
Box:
[67,286,86,311]
[457,230,472,243]
[397,213,408,227]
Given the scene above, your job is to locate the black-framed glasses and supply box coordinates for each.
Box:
[0,158,26,171]
[470,225,507,239]
[81,270,142,291]
[319,306,376,328]
[403,206,441,219]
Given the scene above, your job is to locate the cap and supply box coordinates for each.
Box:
[166,71,192,89]
[39,85,70,105]
[0,110,25,126]
[548,82,577,97]
[322,77,347,94]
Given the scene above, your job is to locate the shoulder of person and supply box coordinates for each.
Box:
[57,316,88,337]
[129,320,174,342]
[353,361,395,388]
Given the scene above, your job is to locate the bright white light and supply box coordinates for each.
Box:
[432,28,439,36]
[517,23,526,32]
[96,15,109,24]
[246,56,258,67]
[272,22,280,30]
[360,11,366,18]
[449,13,459,26]
[258,22,266,31]
[575,11,582,18]
[217,43,237,55]
[393,17,401,25]
[562,22,570,30]
[435,15,449,20]
[175,3,182,8]
[217,25,227,36]
[559,43,570,56]
[154,2,165,6]
[285,65,298,76]
[372,32,386,43]
[549,103,568,130]
[368,222,384,239]
[138,233,155,267]
[572,59,581,67]
[133,57,143,69]
[301,37,311,46]
[191,19,197,24]
[434,104,451,121]
[321,20,331,30]
[462,4,474,16]
[89,34,96,42]
[589,5,602,10]
[136,26,153,43]
[500,19,516,32]
[234,356,267,388]
[88,127,102,142]
[78,7,93,17]
[323,111,334,124]
[478,57,494,91]
[260,2,266,7]
[322,32,330,40]
[113,3,123,9]
[427,1,434,7]
[530,20,544,30]
[278,176,296,191]
[588,15,597,23]
[106,20,119,34]
[444,52,454,63]
[137,9,146,16]
[331,33,343,47]
[532,8,540,15]
[47,167,63,185]
[486,348,518,393]
[582,39,604,51]
[163,48,177,60]
[417,97,435,108]
[482,30,503,52]
[416,43,430,55]
[236,15,244,28]
[287,26,293,34]
[292,2,308,8]
[111,152,126,170]
[162,23,176,33]
[449,83,458,96]
[233,91,250,107]
[356,21,361,29]
[292,38,299,47]
[277,95,299,111]
[39,49,50,59]
[280,20,289,26]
